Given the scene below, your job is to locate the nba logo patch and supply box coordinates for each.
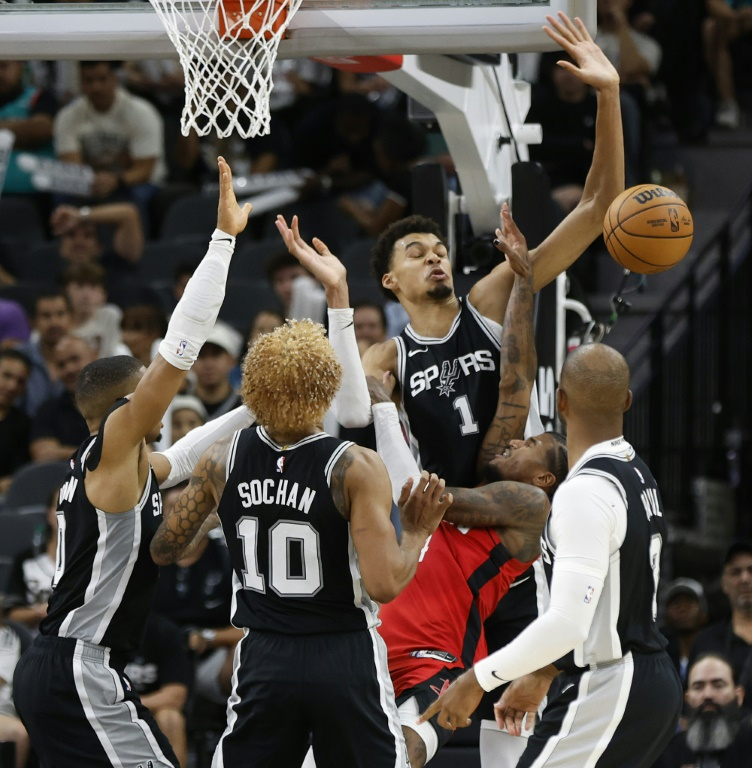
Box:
[584,586,595,604]
[176,339,188,357]
[276,456,285,473]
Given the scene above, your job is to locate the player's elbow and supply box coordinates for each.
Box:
[150,540,180,567]
[336,408,373,429]
[363,575,403,604]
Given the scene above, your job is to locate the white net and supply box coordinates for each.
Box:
[149,0,303,139]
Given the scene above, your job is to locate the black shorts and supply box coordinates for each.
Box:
[518,651,682,768]
[215,627,408,768]
[14,635,178,768]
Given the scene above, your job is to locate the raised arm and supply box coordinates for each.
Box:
[332,445,451,603]
[275,214,371,427]
[150,436,231,566]
[468,12,624,324]
[476,204,536,475]
[101,157,251,460]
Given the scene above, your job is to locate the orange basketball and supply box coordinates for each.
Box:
[603,184,694,274]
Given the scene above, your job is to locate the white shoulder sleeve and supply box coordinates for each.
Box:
[328,308,372,428]
[372,402,421,505]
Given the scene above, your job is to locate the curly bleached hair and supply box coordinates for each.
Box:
[241,319,342,434]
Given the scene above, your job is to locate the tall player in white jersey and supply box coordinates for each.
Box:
[421,343,684,767]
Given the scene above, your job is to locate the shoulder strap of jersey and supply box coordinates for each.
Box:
[85,397,129,472]
[571,455,629,507]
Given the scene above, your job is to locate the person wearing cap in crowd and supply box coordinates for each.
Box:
[689,542,752,706]
[653,652,752,768]
[169,394,208,445]
[663,578,709,686]
[190,320,243,420]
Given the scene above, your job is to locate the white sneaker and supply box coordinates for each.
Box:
[716,100,741,129]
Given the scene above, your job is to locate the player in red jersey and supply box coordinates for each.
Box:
[371,205,566,767]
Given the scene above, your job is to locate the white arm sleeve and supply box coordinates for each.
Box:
[373,402,421,505]
[156,405,255,488]
[328,308,372,428]
[474,477,621,691]
[289,274,326,323]
[158,230,235,370]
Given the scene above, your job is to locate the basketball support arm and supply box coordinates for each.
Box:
[382,54,542,241]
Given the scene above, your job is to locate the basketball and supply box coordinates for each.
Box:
[603,184,694,274]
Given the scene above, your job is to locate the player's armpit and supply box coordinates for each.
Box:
[362,338,398,380]
[150,438,230,566]
[444,483,548,562]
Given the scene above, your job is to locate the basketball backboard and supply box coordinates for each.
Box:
[0,0,594,60]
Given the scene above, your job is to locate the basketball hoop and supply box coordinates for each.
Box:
[148,0,303,139]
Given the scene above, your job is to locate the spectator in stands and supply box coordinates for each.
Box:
[704,0,752,129]
[53,60,166,226]
[338,111,428,237]
[152,485,243,710]
[690,541,752,705]
[0,60,57,209]
[654,653,752,768]
[60,263,127,358]
[5,491,58,632]
[0,607,30,768]
[0,300,31,349]
[0,349,31,495]
[29,335,94,463]
[248,309,284,346]
[353,300,387,356]
[265,250,306,317]
[191,322,243,419]
[169,394,207,445]
[124,612,192,768]
[17,288,72,418]
[51,201,144,304]
[120,303,167,367]
[662,577,709,686]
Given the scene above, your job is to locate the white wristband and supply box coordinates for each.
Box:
[328,307,372,428]
[158,229,235,370]
[157,404,255,488]
[373,401,421,505]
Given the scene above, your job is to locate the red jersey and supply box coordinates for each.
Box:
[378,521,532,697]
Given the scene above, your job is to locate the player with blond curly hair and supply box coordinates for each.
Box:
[150,318,453,768]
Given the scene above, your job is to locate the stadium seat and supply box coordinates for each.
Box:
[218,279,281,333]
[160,192,220,241]
[230,238,287,281]
[3,460,68,510]
[0,282,44,318]
[139,240,209,282]
[0,506,48,591]
[0,198,46,244]
[340,238,376,279]
[13,242,63,283]
[347,277,384,306]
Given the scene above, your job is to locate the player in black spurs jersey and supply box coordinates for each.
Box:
[422,343,683,768]
[150,319,452,768]
[13,158,255,768]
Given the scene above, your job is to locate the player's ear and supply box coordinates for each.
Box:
[382,272,397,293]
[623,389,633,413]
[533,470,556,492]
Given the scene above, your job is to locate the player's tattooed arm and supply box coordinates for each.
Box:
[477,207,537,475]
[444,481,549,563]
[150,436,230,565]
[330,446,356,521]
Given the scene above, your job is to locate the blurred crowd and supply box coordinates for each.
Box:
[0,0,751,765]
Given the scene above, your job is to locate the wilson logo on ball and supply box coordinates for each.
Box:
[603,184,694,275]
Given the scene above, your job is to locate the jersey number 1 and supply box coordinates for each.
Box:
[237,517,323,597]
[453,395,479,436]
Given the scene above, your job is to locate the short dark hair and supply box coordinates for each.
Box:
[61,262,106,288]
[34,288,72,317]
[546,431,568,493]
[173,260,200,283]
[0,348,32,371]
[120,304,168,338]
[265,251,301,283]
[75,355,143,421]
[371,215,445,301]
[80,60,121,73]
[690,652,737,686]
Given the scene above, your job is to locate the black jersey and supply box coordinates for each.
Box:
[395,296,503,487]
[40,399,163,654]
[540,440,668,672]
[218,426,380,634]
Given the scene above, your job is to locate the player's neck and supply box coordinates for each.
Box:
[265,426,323,446]
[564,420,624,469]
[404,294,460,337]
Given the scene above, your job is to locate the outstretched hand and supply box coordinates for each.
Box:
[494,668,555,736]
[398,471,453,537]
[494,203,531,281]
[217,156,252,237]
[418,668,484,731]
[543,12,620,91]
[275,214,349,306]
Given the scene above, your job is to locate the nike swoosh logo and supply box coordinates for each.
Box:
[491,671,508,682]
[509,576,531,588]
[215,237,233,243]
[343,321,354,329]
[408,347,429,357]
[561,683,574,694]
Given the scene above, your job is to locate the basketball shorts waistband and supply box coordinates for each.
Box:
[33,634,128,669]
